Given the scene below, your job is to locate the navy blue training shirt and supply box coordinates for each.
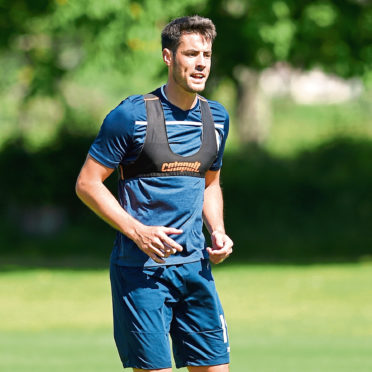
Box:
[89,86,229,267]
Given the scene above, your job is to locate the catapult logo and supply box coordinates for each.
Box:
[161,161,201,173]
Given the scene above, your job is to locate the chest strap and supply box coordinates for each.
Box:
[121,89,218,180]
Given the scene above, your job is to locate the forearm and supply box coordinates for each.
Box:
[76,156,183,263]
[75,177,142,241]
[203,182,225,234]
[203,176,233,264]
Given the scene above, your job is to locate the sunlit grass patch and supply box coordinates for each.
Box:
[1,263,372,371]
[265,95,372,157]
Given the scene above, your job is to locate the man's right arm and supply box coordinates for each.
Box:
[75,155,183,263]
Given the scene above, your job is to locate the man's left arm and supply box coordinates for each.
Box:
[203,169,233,264]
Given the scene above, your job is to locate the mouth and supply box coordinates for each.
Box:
[190,73,205,81]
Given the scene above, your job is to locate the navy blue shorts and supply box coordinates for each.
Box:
[110,259,230,369]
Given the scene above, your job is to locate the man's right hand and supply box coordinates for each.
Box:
[76,156,183,264]
[132,225,183,264]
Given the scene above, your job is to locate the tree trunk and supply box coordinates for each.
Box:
[234,66,271,145]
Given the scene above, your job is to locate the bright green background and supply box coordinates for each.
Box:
[1,263,371,371]
[1,1,372,262]
[1,2,372,370]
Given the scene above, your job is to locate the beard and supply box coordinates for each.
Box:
[172,60,207,94]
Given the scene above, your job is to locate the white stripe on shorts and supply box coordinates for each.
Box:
[220,314,228,343]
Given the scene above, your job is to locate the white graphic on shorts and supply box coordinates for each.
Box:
[220,314,228,343]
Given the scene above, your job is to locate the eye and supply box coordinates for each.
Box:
[183,50,199,57]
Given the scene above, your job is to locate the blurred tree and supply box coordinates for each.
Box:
[1,0,371,148]
[0,0,205,150]
[202,0,372,143]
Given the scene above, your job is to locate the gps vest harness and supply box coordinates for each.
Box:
[120,89,218,180]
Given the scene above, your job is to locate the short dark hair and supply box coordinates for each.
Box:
[161,15,217,52]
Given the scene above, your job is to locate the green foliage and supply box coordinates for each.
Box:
[0,0,207,149]
[1,133,372,260]
[1,0,371,149]
[222,138,372,260]
[202,0,372,81]
[0,134,94,206]
[1,1,372,261]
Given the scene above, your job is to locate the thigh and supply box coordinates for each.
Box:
[187,365,229,372]
[110,263,174,370]
[170,260,230,369]
[134,369,172,372]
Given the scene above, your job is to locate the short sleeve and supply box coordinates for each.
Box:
[209,103,229,171]
[88,99,135,169]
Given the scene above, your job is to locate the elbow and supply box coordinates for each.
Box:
[75,176,86,200]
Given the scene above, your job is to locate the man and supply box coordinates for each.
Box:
[76,15,233,371]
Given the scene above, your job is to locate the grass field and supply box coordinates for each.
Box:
[265,95,372,157]
[1,262,372,372]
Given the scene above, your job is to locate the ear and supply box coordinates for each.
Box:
[162,48,173,66]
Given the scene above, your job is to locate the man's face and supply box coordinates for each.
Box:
[168,33,212,94]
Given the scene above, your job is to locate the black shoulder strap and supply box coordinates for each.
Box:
[142,93,168,144]
[120,91,218,180]
[198,95,217,149]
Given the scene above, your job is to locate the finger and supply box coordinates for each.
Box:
[215,237,233,252]
[162,250,172,258]
[163,242,177,254]
[207,250,231,264]
[212,231,225,248]
[207,245,229,256]
[161,235,183,252]
[161,244,176,257]
[148,244,165,258]
[209,255,225,265]
[207,247,225,257]
[148,252,165,264]
[150,237,165,251]
[215,235,225,249]
[162,227,183,235]
[211,250,231,263]
[225,237,234,249]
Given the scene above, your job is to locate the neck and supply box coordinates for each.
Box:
[164,82,198,111]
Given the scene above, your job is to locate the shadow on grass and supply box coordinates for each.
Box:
[1,253,371,273]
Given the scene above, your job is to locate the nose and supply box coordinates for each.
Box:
[195,53,206,70]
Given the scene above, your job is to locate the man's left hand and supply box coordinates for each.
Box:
[206,231,233,264]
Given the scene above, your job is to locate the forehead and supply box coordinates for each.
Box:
[178,32,212,50]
